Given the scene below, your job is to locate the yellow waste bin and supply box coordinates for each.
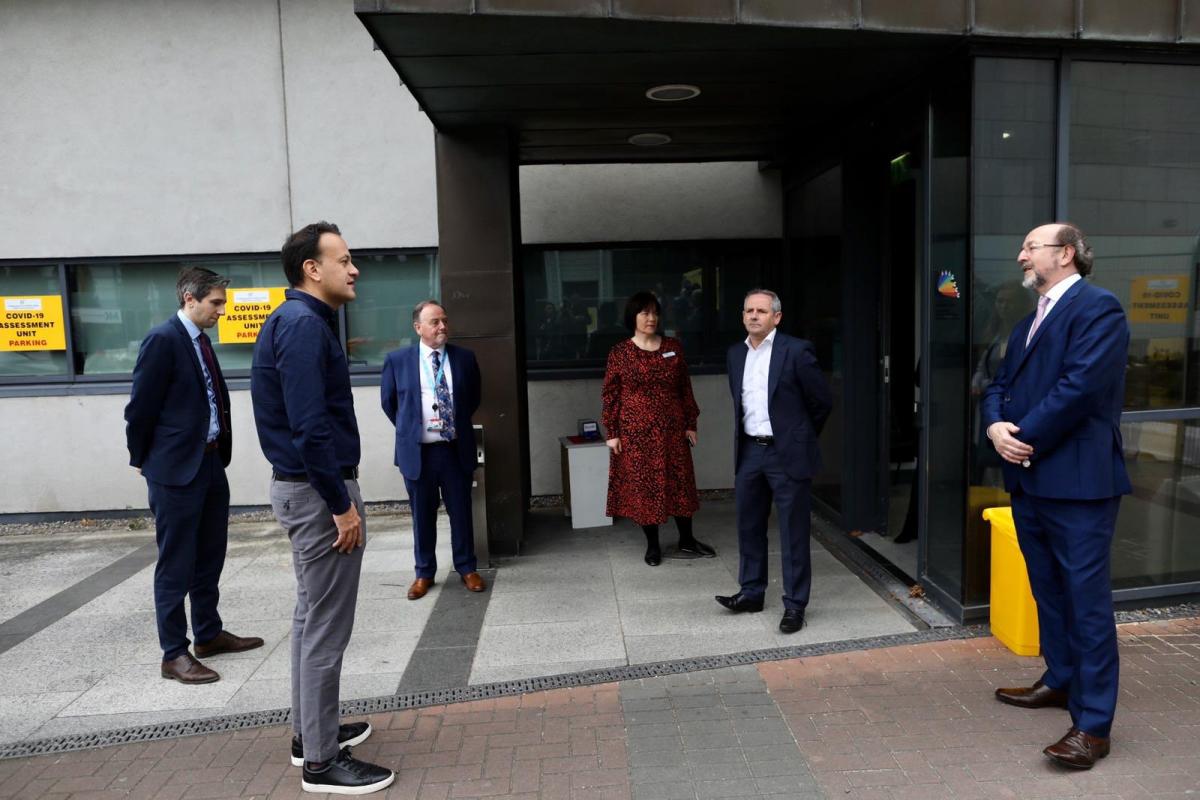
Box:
[983,506,1041,656]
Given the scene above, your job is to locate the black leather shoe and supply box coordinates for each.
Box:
[301,748,394,794]
[994,680,1069,709]
[779,609,805,634]
[291,721,372,767]
[677,539,716,557]
[644,545,662,566]
[715,593,764,613]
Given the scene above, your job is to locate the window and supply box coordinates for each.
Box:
[523,240,778,372]
[0,264,68,379]
[1,250,437,384]
[344,252,438,370]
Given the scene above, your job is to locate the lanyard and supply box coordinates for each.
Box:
[421,349,448,394]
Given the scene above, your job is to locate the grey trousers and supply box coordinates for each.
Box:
[270,477,365,763]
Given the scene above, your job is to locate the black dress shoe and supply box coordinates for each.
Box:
[779,609,805,634]
[677,539,716,557]
[301,748,394,794]
[994,680,1069,709]
[291,721,372,767]
[644,545,662,566]
[715,593,764,613]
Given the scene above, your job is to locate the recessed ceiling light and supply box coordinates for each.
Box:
[628,132,672,147]
[646,84,701,102]
[1002,131,1012,139]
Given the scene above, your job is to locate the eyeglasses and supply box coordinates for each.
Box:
[1020,243,1066,254]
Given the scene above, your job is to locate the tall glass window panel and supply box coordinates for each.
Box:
[523,241,776,371]
[0,265,68,378]
[1069,60,1200,593]
[968,59,1055,509]
[343,252,438,370]
[924,72,972,605]
[1069,61,1200,411]
[68,262,180,376]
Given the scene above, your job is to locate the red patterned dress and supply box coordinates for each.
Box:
[602,336,700,525]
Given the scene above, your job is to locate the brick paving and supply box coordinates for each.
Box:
[0,617,1196,799]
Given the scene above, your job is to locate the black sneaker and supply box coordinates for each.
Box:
[301,748,394,795]
[291,722,373,767]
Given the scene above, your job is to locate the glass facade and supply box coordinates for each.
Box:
[2,251,437,380]
[1069,61,1200,590]
[522,240,778,371]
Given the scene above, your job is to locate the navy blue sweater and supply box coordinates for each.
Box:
[251,289,360,514]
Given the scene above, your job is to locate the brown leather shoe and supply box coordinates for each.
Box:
[194,630,265,658]
[461,571,487,592]
[994,680,1069,709]
[408,577,435,600]
[161,652,220,684]
[1044,727,1110,769]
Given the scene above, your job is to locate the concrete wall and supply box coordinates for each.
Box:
[0,388,407,515]
[0,0,437,258]
[521,163,782,244]
[527,375,735,497]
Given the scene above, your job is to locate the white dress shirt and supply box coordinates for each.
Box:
[741,328,776,437]
[176,310,220,443]
[418,341,455,444]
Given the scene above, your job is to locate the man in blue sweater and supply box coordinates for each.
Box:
[252,222,393,795]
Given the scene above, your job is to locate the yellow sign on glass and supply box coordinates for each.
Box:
[217,287,287,344]
[1130,275,1190,324]
[0,295,66,352]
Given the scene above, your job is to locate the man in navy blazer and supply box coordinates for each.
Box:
[381,300,485,600]
[716,289,832,634]
[125,267,262,685]
[982,223,1131,770]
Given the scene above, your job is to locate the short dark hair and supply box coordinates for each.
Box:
[623,291,660,332]
[1053,222,1095,276]
[281,221,341,287]
[176,267,229,307]
[412,299,445,324]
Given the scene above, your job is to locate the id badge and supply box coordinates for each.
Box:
[426,418,444,433]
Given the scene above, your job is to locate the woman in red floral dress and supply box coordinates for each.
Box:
[602,291,716,565]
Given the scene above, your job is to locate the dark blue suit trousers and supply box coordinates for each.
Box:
[147,450,228,659]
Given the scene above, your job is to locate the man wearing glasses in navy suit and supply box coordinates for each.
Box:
[983,223,1131,770]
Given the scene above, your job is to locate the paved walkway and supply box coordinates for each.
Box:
[0,502,928,746]
[0,616,1196,799]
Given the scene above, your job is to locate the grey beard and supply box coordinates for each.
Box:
[1022,270,1043,290]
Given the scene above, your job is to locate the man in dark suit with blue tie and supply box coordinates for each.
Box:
[716,289,832,634]
[982,223,1131,770]
[381,300,485,601]
[125,267,263,684]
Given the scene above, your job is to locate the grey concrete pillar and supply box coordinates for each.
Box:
[435,128,529,557]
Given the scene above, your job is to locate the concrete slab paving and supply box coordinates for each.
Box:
[0,499,919,749]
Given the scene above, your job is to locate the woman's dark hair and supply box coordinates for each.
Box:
[623,291,661,332]
[281,221,341,287]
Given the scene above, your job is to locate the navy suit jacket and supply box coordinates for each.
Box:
[727,332,833,481]
[981,279,1131,500]
[380,342,481,481]
[125,316,232,486]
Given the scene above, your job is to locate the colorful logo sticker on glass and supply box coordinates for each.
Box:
[937,271,960,299]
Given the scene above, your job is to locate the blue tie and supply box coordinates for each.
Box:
[431,350,455,441]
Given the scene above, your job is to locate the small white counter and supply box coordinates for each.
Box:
[559,437,613,529]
